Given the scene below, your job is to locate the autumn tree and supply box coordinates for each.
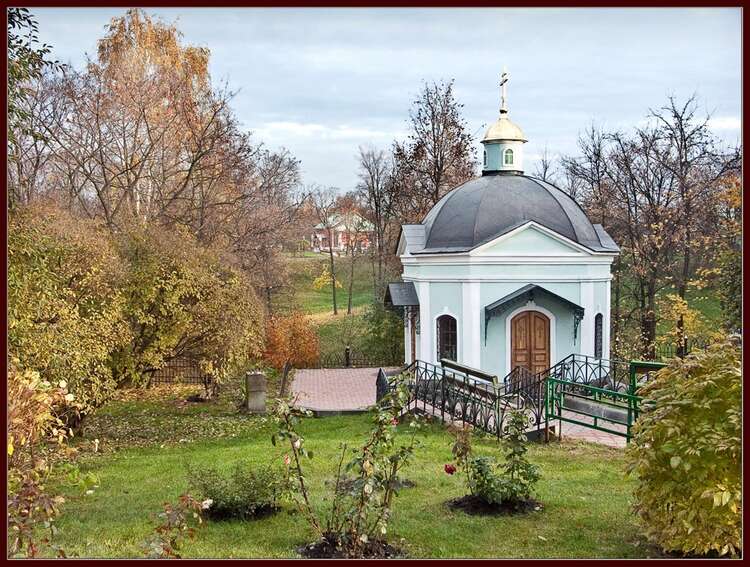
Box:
[48,9,218,227]
[7,8,63,209]
[7,8,61,150]
[226,147,304,312]
[560,125,627,353]
[356,145,394,294]
[649,96,741,354]
[310,185,341,315]
[561,97,741,358]
[335,192,370,314]
[713,174,742,332]
[609,126,685,357]
[263,312,320,371]
[9,9,305,308]
[391,79,477,223]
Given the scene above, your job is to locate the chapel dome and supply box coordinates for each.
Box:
[482,113,527,143]
[417,174,618,254]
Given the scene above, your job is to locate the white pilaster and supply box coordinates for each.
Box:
[579,281,595,356]
[603,279,612,360]
[403,311,411,365]
[461,281,481,367]
[418,281,432,364]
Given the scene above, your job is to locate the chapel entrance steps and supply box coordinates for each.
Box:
[377,354,663,442]
[377,359,549,441]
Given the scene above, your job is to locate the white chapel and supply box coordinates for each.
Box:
[386,72,620,378]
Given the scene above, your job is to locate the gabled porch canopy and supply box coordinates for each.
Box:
[384,281,419,311]
[484,284,584,344]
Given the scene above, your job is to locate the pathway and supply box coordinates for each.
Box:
[291,367,397,414]
[555,412,627,448]
[292,368,625,448]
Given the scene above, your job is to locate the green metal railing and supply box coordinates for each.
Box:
[544,358,667,442]
[628,360,667,394]
[383,356,668,443]
[545,377,642,441]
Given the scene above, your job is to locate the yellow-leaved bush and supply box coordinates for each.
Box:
[8,205,130,425]
[7,359,74,557]
[109,225,265,394]
[9,204,267,419]
[626,340,741,557]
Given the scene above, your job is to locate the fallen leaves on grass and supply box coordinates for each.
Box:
[75,385,270,453]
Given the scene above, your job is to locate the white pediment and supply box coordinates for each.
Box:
[470,222,592,257]
[398,224,426,257]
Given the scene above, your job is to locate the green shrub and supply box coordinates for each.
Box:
[187,462,284,520]
[626,340,741,557]
[361,302,404,363]
[449,410,540,506]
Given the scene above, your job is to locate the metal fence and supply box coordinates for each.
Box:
[546,376,641,441]
[546,354,632,392]
[615,337,715,362]
[382,353,672,443]
[384,360,536,439]
[315,346,403,369]
[149,358,208,386]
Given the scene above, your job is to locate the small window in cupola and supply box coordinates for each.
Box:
[504,148,514,165]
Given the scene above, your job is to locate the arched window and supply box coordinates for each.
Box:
[594,313,603,359]
[504,148,514,165]
[436,314,458,361]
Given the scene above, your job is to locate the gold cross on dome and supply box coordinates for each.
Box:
[500,67,510,113]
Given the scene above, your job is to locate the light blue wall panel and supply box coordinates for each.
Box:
[478,282,582,378]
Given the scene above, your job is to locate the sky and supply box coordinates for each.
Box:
[31,7,742,191]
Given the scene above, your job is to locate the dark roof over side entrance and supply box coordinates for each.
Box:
[384,282,419,307]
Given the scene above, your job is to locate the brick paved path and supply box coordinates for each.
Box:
[292,368,625,448]
[555,411,627,448]
[291,367,397,413]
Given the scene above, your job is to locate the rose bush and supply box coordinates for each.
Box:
[447,410,540,507]
[272,374,421,558]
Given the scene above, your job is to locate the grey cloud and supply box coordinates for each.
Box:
[31,7,741,190]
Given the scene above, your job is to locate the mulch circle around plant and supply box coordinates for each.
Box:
[446,495,542,516]
[296,534,406,559]
[204,505,280,522]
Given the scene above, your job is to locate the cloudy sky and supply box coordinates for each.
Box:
[32,7,742,190]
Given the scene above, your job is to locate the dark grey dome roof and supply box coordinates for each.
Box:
[417,174,618,254]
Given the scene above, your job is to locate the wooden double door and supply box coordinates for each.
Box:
[510,310,550,374]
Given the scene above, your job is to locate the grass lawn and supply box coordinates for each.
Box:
[274,253,375,316]
[49,387,656,559]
